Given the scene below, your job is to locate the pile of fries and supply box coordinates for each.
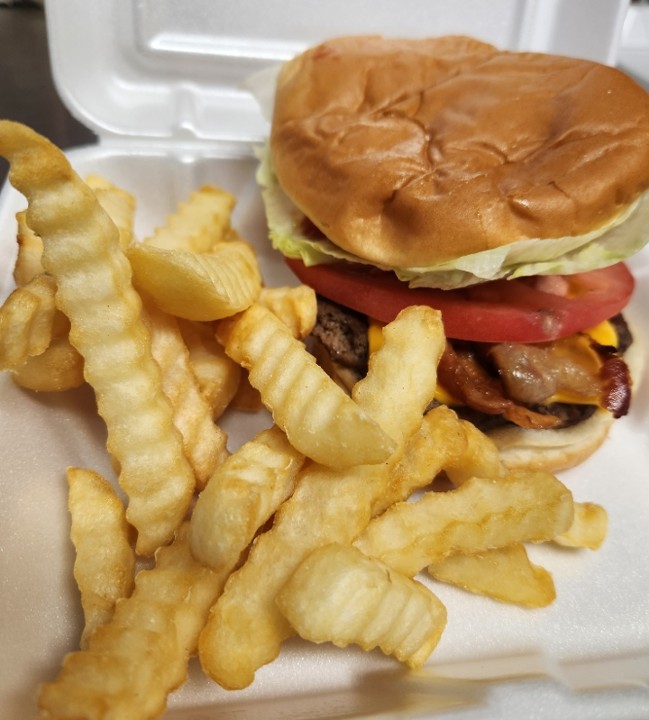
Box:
[0,120,609,720]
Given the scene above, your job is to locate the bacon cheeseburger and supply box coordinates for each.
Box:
[257,35,649,472]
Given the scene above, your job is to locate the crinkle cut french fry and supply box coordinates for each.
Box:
[189,426,305,572]
[219,303,396,469]
[257,285,317,339]
[13,176,135,288]
[554,501,608,550]
[277,544,447,668]
[198,306,445,690]
[14,209,44,286]
[38,524,226,720]
[229,369,263,412]
[143,297,228,490]
[354,471,575,577]
[0,120,195,556]
[67,467,136,649]
[0,273,57,370]
[12,334,84,391]
[85,174,137,250]
[427,544,556,608]
[4,275,83,391]
[178,319,242,420]
[352,306,445,446]
[199,461,390,690]
[143,184,236,252]
[373,403,503,515]
[40,420,307,720]
[128,241,262,321]
[373,405,468,515]
[444,418,506,486]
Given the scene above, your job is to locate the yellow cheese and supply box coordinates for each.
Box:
[368,318,384,355]
[584,319,618,348]
[434,383,461,406]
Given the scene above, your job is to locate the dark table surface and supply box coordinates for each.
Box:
[0,4,97,184]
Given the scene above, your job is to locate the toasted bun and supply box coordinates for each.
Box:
[488,409,614,473]
[489,326,645,473]
[271,35,649,269]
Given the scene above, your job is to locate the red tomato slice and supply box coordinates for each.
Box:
[285,258,635,343]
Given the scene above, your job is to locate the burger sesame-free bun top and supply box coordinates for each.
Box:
[270,35,649,270]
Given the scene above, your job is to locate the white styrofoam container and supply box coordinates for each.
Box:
[619,1,649,88]
[1,1,649,719]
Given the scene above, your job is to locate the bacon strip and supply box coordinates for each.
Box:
[595,345,631,418]
[438,342,561,429]
[487,337,632,420]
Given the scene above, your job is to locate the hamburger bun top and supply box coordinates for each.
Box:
[270,35,649,269]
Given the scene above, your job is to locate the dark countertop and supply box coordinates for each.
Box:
[0,4,97,184]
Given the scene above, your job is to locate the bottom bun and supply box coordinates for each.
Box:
[488,410,614,473]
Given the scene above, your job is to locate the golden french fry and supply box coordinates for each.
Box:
[66,467,136,648]
[85,174,136,250]
[257,285,317,339]
[0,273,58,370]
[374,405,469,514]
[354,471,574,577]
[199,461,390,690]
[178,319,242,419]
[229,370,263,412]
[189,426,304,572]
[38,524,226,720]
[199,306,445,690]
[128,241,262,321]
[143,184,236,252]
[554,501,608,550]
[6,279,82,392]
[12,334,84,391]
[13,209,44,286]
[143,297,229,490]
[39,445,299,720]
[13,176,135,287]
[352,306,445,445]
[221,289,374,413]
[0,120,195,556]
[444,418,506,486]
[218,302,397,469]
[82,174,120,191]
[427,543,556,608]
[277,543,447,668]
